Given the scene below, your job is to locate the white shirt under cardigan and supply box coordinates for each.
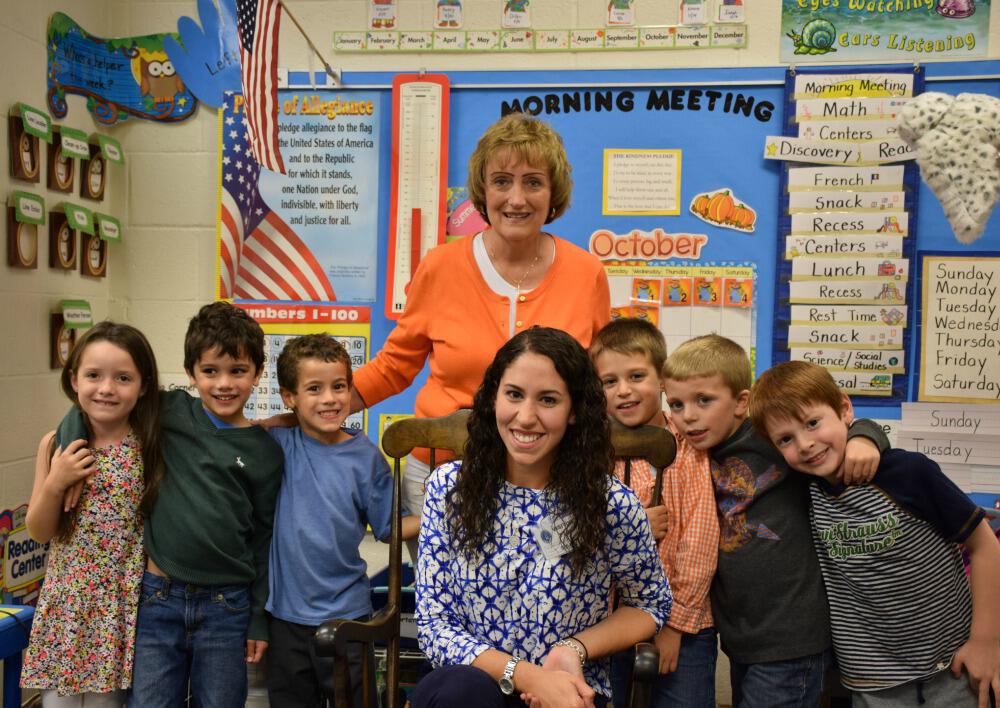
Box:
[415,461,673,697]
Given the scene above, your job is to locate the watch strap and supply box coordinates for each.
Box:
[498,655,520,695]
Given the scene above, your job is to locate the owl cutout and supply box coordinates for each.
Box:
[131,49,185,112]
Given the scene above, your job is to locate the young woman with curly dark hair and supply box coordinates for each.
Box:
[412,327,672,708]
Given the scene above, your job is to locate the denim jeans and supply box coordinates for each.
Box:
[729,648,830,708]
[610,627,718,708]
[851,668,979,708]
[129,571,250,708]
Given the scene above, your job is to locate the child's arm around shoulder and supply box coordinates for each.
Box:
[25,432,95,542]
[951,519,1000,706]
[841,418,891,486]
[245,434,285,661]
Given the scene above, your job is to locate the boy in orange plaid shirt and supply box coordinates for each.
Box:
[591,319,719,708]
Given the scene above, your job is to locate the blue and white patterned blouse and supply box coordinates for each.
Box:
[416,461,672,697]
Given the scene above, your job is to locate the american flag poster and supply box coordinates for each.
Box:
[216,90,381,302]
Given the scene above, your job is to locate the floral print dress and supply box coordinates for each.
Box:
[21,433,145,695]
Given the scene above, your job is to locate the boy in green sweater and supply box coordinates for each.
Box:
[56,302,283,708]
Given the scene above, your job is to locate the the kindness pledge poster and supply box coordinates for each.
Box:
[780,0,989,62]
[218,90,381,303]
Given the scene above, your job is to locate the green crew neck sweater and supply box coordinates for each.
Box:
[56,389,283,640]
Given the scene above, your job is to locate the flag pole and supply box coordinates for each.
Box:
[277,0,341,85]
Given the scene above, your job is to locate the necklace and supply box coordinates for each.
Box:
[488,233,546,296]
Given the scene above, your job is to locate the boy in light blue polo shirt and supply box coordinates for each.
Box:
[266,334,419,707]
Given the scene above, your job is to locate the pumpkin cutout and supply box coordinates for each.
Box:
[688,188,756,233]
[707,191,734,222]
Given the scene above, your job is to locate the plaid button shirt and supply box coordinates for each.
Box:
[613,414,718,633]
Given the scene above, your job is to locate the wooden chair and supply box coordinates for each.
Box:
[315,410,676,708]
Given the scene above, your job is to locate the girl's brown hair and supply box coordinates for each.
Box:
[57,321,163,540]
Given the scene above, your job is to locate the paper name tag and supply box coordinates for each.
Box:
[532,514,573,563]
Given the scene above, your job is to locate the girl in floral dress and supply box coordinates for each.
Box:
[23,322,162,707]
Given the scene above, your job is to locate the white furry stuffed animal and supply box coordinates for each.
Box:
[898,91,1000,244]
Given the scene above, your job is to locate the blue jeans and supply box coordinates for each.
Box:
[729,649,830,708]
[130,571,250,708]
[610,628,718,708]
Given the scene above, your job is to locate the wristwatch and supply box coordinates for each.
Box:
[498,656,520,696]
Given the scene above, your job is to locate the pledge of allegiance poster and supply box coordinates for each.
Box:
[780,0,989,62]
[217,90,380,303]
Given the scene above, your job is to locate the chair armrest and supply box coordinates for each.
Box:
[627,642,660,708]
[314,604,400,656]
[632,642,659,682]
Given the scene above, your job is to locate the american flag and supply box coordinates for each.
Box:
[218,94,336,301]
[236,0,285,173]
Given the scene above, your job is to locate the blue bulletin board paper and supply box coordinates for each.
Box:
[269,64,1000,440]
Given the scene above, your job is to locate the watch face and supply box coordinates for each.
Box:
[498,677,515,696]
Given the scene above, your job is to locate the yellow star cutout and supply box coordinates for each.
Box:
[766,142,777,156]
[178,97,188,107]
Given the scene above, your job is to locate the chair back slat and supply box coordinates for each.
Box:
[609,420,676,470]
[382,410,471,461]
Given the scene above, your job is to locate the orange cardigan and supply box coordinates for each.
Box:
[354,234,610,462]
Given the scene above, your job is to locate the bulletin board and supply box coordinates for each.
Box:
[223,60,1000,436]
